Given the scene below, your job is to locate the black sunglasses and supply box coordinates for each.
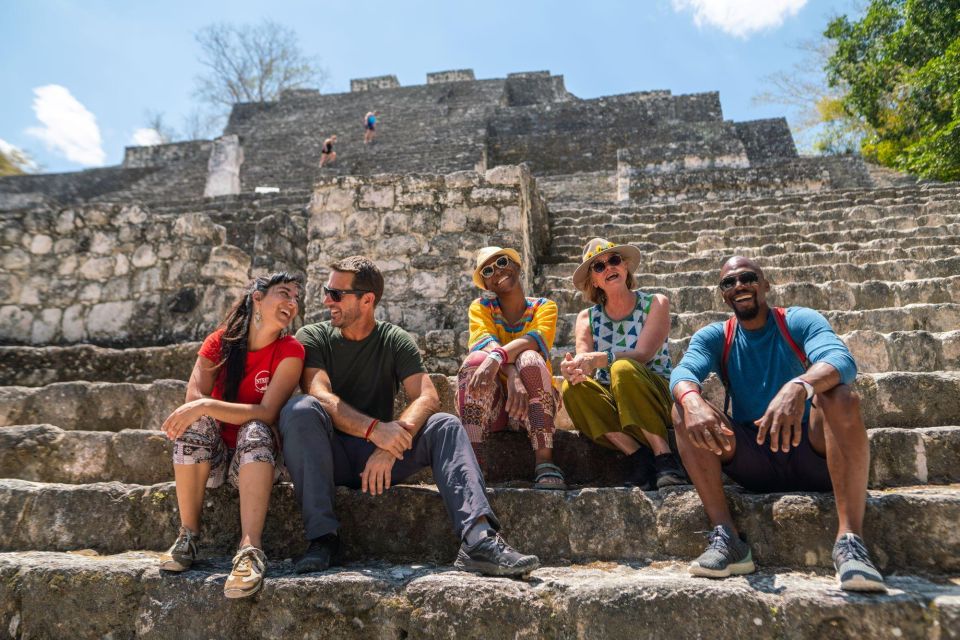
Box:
[719,271,760,291]
[591,253,623,273]
[323,286,371,302]
[480,255,512,279]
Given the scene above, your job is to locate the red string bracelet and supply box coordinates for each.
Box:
[677,388,701,405]
[364,418,379,441]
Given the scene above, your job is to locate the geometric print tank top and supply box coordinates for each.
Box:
[589,290,672,385]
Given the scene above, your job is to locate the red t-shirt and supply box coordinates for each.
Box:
[198,329,305,448]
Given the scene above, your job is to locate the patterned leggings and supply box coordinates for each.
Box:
[457,350,558,456]
[172,415,283,488]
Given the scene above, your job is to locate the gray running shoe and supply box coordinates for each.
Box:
[689,524,755,578]
[159,526,199,572]
[453,532,540,577]
[832,533,887,592]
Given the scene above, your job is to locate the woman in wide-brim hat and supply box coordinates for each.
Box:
[560,238,687,489]
[457,246,566,489]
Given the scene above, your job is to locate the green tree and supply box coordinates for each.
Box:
[0,143,36,177]
[825,0,960,180]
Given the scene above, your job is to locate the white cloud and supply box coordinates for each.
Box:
[672,0,808,38]
[131,128,164,146]
[0,138,39,172]
[25,84,106,166]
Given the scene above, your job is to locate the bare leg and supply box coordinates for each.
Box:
[173,462,210,534]
[642,431,671,455]
[672,404,738,532]
[604,431,640,455]
[237,461,274,549]
[808,385,868,540]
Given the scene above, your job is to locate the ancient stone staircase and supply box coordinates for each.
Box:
[2,174,960,637]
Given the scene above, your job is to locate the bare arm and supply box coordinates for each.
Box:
[560,309,604,383]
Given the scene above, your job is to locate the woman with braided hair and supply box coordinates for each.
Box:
[159,272,305,599]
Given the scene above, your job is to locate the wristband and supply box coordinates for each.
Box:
[364,418,379,441]
[606,350,616,367]
[677,388,701,405]
[487,351,504,364]
[792,377,815,400]
[488,346,509,364]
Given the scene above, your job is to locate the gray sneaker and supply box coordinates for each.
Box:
[159,526,199,572]
[453,532,540,577]
[832,533,887,593]
[689,524,755,578]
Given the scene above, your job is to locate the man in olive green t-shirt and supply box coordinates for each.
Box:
[279,255,539,577]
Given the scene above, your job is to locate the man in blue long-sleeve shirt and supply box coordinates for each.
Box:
[670,256,885,592]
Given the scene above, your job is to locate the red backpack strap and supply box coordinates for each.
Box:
[720,316,737,385]
[771,307,808,369]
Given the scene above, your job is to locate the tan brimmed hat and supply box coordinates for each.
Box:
[572,238,641,291]
[472,246,522,290]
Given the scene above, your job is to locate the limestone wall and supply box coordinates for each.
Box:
[0,167,158,211]
[122,140,212,170]
[427,69,476,84]
[304,166,549,339]
[734,119,798,164]
[0,204,275,347]
[351,75,401,92]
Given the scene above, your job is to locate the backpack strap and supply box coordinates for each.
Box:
[720,316,737,415]
[771,307,808,370]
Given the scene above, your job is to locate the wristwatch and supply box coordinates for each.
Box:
[792,377,814,400]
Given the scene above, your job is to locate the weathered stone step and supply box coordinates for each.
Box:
[545,234,960,264]
[3,423,956,490]
[1,479,958,573]
[542,255,960,291]
[3,370,960,432]
[549,209,960,240]
[548,330,960,374]
[539,245,960,279]
[0,342,200,387]
[543,278,960,317]
[1,553,956,640]
[548,225,960,260]
[549,197,959,228]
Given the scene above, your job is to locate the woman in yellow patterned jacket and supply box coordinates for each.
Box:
[456,246,565,489]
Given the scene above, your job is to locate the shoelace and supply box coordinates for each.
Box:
[706,527,736,557]
[233,547,265,573]
[173,529,197,554]
[835,536,872,566]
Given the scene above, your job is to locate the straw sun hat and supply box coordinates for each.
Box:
[571,238,641,291]
[472,246,523,290]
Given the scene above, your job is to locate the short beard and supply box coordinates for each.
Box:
[733,304,760,321]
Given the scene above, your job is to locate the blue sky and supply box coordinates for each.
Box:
[1,0,860,173]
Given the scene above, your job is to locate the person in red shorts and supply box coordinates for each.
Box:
[159,272,306,599]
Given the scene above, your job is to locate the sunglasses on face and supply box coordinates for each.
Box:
[591,253,623,273]
[322,286,371,302]
[718,271,760,291]
[480,255,512,279]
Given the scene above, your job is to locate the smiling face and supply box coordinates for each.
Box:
[589,251,628,295]
[481,255,521,295]
[719,257,769,321]
[323,270,371,329]
[255,281,301,331]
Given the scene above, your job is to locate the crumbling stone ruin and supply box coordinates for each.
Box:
[0,69,958,637]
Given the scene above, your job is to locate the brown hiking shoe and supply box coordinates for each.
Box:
[159,526,199,572]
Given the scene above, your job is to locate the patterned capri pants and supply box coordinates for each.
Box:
[457,350,558,458]
[172,415,284,488]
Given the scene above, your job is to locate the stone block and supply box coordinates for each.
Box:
[359,185,396,209]
[28,234,52,255]
[440,208,467,233]
[2,247,29,270]
[131,244,157,268]
[469,187,516,204]
[87,302,134,340]
[201,245,250,286]
[0,306,33,342]
[484,165,523,186]
[61,305,86,342]
[498,205,523,232]
[344,210,378,238]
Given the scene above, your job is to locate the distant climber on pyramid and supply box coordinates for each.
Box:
[670,256,886,593]
[158,272,306,600]
[363,111,378,144]
[560,238,688,490]
[319,134,337,168]
[458,246,565,490]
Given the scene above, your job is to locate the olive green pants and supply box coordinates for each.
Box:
[561,358,671,450]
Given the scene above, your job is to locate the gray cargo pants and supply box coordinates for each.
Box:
[279,394,499,541]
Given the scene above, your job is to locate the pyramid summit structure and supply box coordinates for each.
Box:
[0,69,958,637]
